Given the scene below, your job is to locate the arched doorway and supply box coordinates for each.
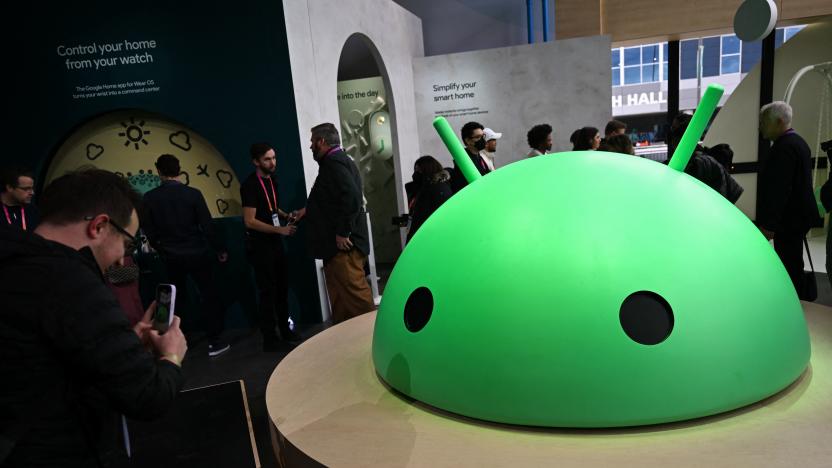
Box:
[337,33,403,295]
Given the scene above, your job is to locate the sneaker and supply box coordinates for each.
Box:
[208,342,231,357]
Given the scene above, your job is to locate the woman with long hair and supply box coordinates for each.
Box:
[570,126,601,151]
[407,155,453,242]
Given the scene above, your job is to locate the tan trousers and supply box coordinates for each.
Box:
[324,249,376,323]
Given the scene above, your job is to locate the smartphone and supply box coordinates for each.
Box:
[153,284,176,334]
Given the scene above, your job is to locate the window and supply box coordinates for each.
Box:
[642,45,660,83]
[720,35,741,74]
[741,39,762,73]
[612,43,667,86]
[784,26,803,41]
[680,40,698,80]
[624,47,640,66]
[623,46,641,85]
[624,66,641,85]
[673,26,806,81]
[776,25,805,48]
[722,35,740,54]
[775,28,785,48]
[701,37,720,77]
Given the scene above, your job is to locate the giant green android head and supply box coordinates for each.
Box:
[371,85,811,427]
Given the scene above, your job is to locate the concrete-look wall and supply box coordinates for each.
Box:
[282,0,424,319]
[413,36,612,168]
[704,21,832,220]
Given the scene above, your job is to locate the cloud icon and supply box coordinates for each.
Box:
[86,143,104,160]
[169,131,192,151]
[179,171,190,186]
[216,170,234,188]
[216,199,229,215]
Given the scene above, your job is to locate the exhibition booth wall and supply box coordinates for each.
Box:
[282,0,425,319]
[413,36,613,167]
[7,0,321,326]
[704,22,832,219]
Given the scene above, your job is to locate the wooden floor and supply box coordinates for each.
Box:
[266,304,832,468]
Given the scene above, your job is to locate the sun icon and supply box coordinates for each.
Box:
[118,117,151,150]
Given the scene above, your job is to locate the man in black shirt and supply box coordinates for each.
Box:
[450,121,491,193]
[1,166,39,231]
[142,154,230,357]
[240,143,299,350]
[0,169,186,466]
[292,123,375,323]
[757,101,820,298]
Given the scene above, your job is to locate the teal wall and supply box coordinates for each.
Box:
[7,0,321,326]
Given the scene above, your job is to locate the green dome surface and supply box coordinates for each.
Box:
[372,151,810,427]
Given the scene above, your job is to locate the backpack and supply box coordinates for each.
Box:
[702,143,734,171]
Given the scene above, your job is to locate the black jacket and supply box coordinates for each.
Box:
[685,150,744,204]
[141,180,223,258]
[407,170,453,242]
[0,228,184,467]
[305,148,369,260]
[757,132,820,234]
[819,176,832,268]
[450,149,491,193]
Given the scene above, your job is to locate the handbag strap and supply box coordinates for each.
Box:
[803,237,815,273]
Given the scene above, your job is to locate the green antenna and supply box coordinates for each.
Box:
[668,83,725,172]
[433,117,482,184]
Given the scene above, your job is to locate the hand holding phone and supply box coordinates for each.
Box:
[152,284,176,334]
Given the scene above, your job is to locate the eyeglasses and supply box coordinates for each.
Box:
[84,215,138,254]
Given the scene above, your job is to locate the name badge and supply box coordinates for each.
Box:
[272,213,281,227]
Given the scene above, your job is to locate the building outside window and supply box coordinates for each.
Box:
[611,25,806,146]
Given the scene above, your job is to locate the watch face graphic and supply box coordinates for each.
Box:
[47,109,242,217]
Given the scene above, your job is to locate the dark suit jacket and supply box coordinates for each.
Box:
[141,180,224,258]
[757,132,820,234]
[305,149,369,260]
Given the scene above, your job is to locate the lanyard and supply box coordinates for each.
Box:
[325,145,342,157]
[3,204,26,230]
[257,176,278,213]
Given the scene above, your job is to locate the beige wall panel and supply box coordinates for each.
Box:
[555,0,601,39]
[557,0,831,43]
[782,0,832,21]
[601,0,743,41]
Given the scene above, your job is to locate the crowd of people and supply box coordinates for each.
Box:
[0,101,823,465]
[403,102,820,305]
[403,115,739,241]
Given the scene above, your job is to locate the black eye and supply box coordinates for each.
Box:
[404,287,433,332]
[619,291,674,345]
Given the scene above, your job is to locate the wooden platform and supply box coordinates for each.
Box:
[266,304,832,467]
